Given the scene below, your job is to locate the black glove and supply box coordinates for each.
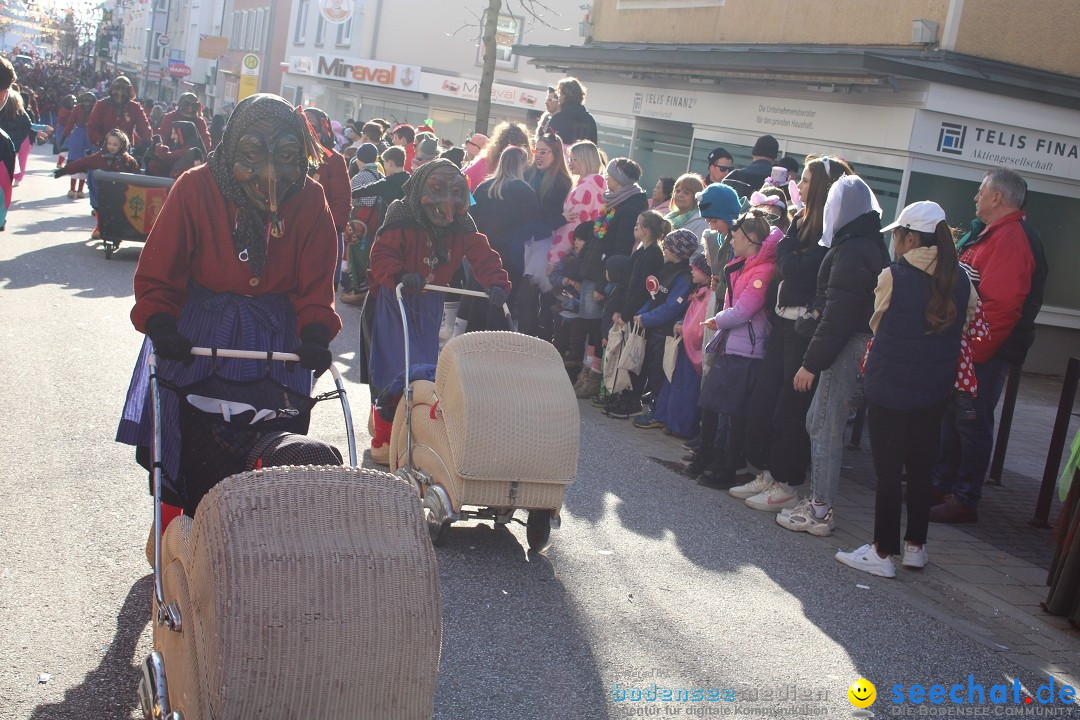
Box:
[396,272,426,292]
[291,323,333,377]
[145,313,193,365]
[53,167,66,178]
[487,285,507,308]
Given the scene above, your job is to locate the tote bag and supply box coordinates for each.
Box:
[663,335,682,382]
[603,324,632,394]
[616,323,646,375]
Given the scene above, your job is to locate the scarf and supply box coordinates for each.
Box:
[603,182,643,209]
[666,206,702,230]
[380,159,477,272]
[207,94,324,278]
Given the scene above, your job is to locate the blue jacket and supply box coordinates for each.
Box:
[637,261,692,336]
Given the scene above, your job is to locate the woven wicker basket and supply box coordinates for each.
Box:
[155,465,442,720]
[390,331,578,512]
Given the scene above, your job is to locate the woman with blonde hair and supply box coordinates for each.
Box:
[463,120,532,190]
[548,140,606,266]
[665,173,708,238]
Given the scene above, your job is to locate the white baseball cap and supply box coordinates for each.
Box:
[882,200,947,234]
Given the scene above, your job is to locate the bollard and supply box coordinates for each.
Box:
[988,364,1023,486]
[1032,357,1080,528]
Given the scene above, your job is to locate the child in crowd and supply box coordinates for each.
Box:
[551,221,593,382]
[607,228,698,421]
[835,201,976,577]
[646,250,712,436]
[686,212,780,487]
[54,128,140,239]
[594,210,668,409]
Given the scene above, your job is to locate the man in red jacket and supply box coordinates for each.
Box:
[931,168,1047,523]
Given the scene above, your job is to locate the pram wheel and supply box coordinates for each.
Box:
[526,509,552,552]
[103,241,116,258]
[422,490,452,546]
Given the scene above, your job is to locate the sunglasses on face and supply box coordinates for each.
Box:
[711,164,734,172]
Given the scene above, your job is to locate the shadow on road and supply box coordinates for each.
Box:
[0,238,138,297]
[29,575,151,720]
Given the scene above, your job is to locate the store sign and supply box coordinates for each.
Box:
[168,63,192,78]
[417,71,545,111]
[911,111,1080,181]
[318,0,355,25]
[197,35,228,60]
[631,89,700,120]
[297,55,419,91]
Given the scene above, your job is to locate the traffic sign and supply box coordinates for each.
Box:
[158,34,169,47]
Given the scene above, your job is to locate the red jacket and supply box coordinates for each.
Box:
[960,210,1034,364]
[62,150,140,175]
[369,225,511,293]
[311,150,350,233]
[131,164,341,337]
[87,100,151,146]
[157,110,212,151]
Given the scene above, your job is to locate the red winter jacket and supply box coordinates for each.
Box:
[959,210,1034,364]
[87,100,151,146]
[369,225,510,293]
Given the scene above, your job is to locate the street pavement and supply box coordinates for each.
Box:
[2,144,1078,719]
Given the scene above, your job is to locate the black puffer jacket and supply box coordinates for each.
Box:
[580,191,649,285]
[775,215,829,310]
[801,211,889,374]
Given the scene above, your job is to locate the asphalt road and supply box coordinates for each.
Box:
[0,145,1069,720]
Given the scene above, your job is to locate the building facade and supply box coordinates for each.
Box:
[279,0,588,145]
[519,0,1080,374]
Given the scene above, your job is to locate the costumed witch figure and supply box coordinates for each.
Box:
[362,158,511,464]
[116,93,340,534]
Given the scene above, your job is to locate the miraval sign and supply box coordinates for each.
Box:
[293,56,420,90]
[912,111,1080,181]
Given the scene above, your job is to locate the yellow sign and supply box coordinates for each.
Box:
[238,53,260,101]
[197,35,228,60]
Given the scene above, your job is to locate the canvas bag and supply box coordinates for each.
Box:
[603,324,632,394]
[617,322,646,375]
[663,335,681,382]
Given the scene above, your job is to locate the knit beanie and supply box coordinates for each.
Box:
[697,183,741,225]
[356,143,379,164]
[663,229,701,261]
[689,250,711,277]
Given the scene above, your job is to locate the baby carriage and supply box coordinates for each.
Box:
[389,284,580,551]
[138,347,442,720]
[94,170,173,258]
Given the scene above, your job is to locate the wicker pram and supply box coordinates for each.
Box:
[390,329,579,550]
[139,348,441,720]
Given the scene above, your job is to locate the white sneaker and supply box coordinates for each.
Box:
[745,481,798,512]
[66,190,77,199]
[901,543,928,569]
[729,471,772,500]
[836,544,896,578]
[779,497,808,519]
[775,500,835,536]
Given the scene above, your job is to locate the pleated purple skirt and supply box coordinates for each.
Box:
[116,285,311,500]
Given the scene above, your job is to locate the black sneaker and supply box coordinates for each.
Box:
[590,394,613,408]
[605,395,642,420]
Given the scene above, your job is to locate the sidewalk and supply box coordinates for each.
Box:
[591,371,1080,686]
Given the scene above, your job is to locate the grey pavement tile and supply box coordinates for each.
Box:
[1000,564,1053,586]
[936,562,1022,585]
[978,582,1053,607]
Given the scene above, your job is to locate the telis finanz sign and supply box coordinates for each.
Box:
[912,111,1080,181]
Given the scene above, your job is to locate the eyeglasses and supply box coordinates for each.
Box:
[711,164,734,172]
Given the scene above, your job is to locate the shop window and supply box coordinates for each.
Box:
[336,18,353,46]
[294,0,309,44]
[597,124,634,172]
[475,14,521,71]
[315,15,326,46]
[691,138,753,180]
[630,123,695,195]
[907,172,1077,313]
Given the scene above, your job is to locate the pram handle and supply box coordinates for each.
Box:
[148,346,357,626]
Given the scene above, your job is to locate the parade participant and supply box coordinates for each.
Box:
[116,93,340,531]
[148,120,206,178]
[0,57,15,232]
[86,76,151,147]
[305,106,351,289]
[157,92,212,151]
[59,92,97,199]
[54,94,75,155]
[362,159,511,465]
[54,128,139,179]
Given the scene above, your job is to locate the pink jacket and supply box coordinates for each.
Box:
[463,156,491,191]
[680,285,711,374]
[549,173,606,264]
[705,227,782,359]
